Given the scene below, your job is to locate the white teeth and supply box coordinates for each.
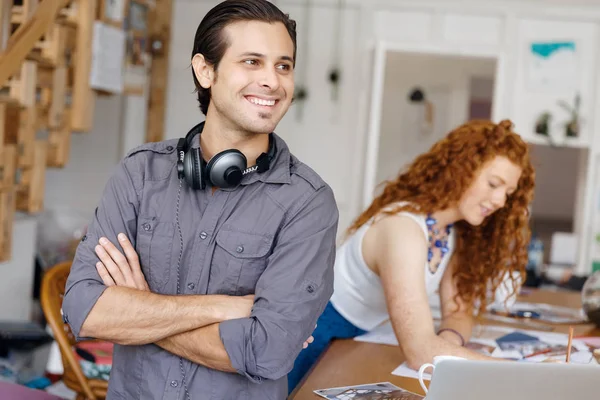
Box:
[248,97,275,106]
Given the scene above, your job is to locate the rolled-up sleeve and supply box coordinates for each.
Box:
[62,157,141,340]
[219,185,338,382]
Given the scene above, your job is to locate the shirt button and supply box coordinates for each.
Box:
[199,232,207,240]
[166,145,174,151]
[306,284,315,294]
[81,235,87,242]
[142,223,152,231]
[187,282,195,290]
[170,380,178,387]
[236,245,244,253]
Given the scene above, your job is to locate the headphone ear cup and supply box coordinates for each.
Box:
[206,150,247,188]
[184,148,205,190]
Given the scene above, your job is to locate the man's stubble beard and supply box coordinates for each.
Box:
[258,112,271,119]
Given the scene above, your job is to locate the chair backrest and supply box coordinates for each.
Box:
[41,262,77,345]
[40,261,97,400]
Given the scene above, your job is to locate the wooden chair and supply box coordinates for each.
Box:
[40,261,109,400]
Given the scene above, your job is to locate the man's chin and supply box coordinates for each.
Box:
[244,119,279,134]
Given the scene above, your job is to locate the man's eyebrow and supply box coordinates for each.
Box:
[239,52,294,63]
[239,52,264,58]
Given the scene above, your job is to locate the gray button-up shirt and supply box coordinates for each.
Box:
[62,133,338,399]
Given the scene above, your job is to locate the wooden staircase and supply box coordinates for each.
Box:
[0,0,97,262]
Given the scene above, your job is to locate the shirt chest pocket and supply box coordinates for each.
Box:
[211,229,273,296]
[137,218,175,292]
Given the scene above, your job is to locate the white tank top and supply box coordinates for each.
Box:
[330,206,455,331]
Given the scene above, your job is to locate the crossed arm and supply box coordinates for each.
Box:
[78,236,254,353]
[89,233,314,372]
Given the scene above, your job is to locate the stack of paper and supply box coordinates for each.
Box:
[354,322,599,380]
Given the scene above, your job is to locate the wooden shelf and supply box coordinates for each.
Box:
[0,0,158,261]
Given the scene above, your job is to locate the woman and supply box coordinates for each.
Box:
[287,119,535,392]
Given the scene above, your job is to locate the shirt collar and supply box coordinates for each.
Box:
[240,133,291,186]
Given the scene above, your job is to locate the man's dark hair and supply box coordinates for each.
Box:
[191,0,297,115]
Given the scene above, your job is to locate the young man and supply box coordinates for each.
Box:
[61,1,338,399]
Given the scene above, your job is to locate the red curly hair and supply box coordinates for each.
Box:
[347,119,535,314]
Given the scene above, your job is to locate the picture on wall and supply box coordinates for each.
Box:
[126,33,147,67]
[123,31,149,95]
[101,0,126,24]
[122,0,151,95]
[527,41,578,91]
[127,0,149,33]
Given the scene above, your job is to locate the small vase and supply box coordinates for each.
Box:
[566,120,579,138]
[582,270,600,327]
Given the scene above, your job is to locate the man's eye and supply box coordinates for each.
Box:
[278,64,291,71]
[244,59,258,65]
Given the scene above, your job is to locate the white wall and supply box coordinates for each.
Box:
[0,215,37,321]
[163,1,212,140]
[509,18,598,149]
[375,52,496,187]
[44,95,126,221]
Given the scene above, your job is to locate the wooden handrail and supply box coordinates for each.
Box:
[0,0,70,88]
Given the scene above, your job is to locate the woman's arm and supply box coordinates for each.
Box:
[437,255,475,346]
[366,215,496,370]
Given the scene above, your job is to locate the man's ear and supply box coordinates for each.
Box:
[192,53,215,89]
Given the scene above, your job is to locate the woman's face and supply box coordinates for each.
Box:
[458,156,522,226]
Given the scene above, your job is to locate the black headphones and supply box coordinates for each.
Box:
[176,121,277,190]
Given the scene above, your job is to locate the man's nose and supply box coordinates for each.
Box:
[258,67,280,91]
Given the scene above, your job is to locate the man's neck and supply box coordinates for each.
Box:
[200,118,269,165]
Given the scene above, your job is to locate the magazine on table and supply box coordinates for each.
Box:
[314,382,423,400]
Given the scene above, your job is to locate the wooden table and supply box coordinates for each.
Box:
[289,289,600,399]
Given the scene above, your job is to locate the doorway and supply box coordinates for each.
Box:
[527,143,588,286]
[363,47,498,205]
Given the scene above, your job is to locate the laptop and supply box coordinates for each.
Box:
[426,359,599,400]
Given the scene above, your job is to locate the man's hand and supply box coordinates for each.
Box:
[94,234,254,319]
[303,333,314,349]
[95,233,315,348]
[94,233,149,291]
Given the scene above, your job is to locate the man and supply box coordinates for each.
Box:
[61,1,338,399]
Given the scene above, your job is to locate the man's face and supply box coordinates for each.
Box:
[197,20,295,136]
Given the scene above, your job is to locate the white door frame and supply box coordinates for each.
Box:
[361,40,507,210]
